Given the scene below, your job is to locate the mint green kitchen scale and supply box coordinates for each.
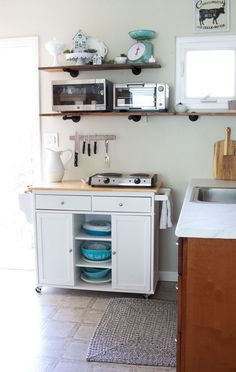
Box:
[127,29,156,63]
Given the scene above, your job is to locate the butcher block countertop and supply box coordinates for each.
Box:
[27,178,162,194]
[175,179,236,239]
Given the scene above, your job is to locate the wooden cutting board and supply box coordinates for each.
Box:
[213,127,236,180]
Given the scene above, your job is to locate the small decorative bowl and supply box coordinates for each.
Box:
[115,56,127,64]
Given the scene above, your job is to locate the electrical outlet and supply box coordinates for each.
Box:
[44,133,59,148]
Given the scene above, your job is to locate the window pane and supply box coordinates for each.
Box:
[185,50,235,98]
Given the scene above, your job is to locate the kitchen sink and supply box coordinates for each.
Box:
[191,187,236,204]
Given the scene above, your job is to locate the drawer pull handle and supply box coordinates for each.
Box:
[61,201,65,205]
[119,203,123,207]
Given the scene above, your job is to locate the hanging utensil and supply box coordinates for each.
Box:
[74,131,80,167]
[94,141,97,154]
[104,140,110,167]
[82,139,86,154]
[87,136,91,157]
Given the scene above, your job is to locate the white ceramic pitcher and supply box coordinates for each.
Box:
[44,148,73,182]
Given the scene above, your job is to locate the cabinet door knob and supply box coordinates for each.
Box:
[112,251,116,255]
[69,249,72,253]
[175,284,179,290]
[176,240,179,246]
[175,337,178,343]
[119,203,123,207]
[61,201,65,205]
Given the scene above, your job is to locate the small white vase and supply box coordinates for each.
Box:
[45,38,65,67]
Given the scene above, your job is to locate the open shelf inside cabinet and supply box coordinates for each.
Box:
[74,266,112,290]
[73,214,112,288]
[75,258,112,269]
[74,231,111,241]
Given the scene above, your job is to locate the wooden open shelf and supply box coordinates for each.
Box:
[40,111,174,117]
[39,62,161,77]
[40,111,175,122]
[40,111,236,123]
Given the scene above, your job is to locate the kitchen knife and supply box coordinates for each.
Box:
[82,140,86,154]
[94,141,97,154]
[87,139,91,156]
[74,131,80,167]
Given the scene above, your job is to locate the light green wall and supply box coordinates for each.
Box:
[1,0,236,275]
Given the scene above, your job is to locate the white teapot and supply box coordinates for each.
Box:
[44,148,72,182]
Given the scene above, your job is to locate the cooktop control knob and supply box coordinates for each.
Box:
[103,177,110,184]
[134,178,141,184]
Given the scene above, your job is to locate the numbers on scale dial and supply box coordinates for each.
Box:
[128,43,145,61]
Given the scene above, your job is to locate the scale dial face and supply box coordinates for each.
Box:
[127,42,146,62]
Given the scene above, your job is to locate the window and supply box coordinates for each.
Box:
[176,35,236,110]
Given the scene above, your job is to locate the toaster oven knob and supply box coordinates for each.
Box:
[134,178,141,184]
[103,177,110,184]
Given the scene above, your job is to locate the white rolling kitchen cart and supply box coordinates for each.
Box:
[29,181,165,297]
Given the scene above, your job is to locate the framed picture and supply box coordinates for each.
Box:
[193,0,230,32]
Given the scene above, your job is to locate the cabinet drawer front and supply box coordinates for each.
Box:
[35,195,91,211]
[92,196,151,213]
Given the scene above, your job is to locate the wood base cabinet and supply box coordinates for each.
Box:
[177,238,236,372]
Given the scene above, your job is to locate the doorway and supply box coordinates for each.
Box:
[0,37,40,270]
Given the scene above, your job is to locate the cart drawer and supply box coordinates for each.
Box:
[35,194,91,211]
[92,196,151,213]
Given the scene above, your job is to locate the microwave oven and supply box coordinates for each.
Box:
[52,79,113,112]
[113,83,169,111]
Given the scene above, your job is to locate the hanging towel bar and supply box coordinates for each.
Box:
[155,188,171,201]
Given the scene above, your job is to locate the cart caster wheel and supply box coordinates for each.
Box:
[143,294,150,299]
[35,286,42,293]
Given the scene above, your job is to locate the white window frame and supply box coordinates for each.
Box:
[176,35,236,110]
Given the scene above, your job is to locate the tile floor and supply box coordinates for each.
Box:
[0,269,177,372]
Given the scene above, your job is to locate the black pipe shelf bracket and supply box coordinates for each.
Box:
[128,115,142,122]
[131,66,142,75]
[62,68,79,78]
[188,113,199,122]
[63,115,81,123]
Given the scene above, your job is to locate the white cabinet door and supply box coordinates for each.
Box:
[36,212,74,286]
[112,215,151,292]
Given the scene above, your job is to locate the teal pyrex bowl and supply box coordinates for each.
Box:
[82,267,111,280]
[81,248,111,261]
[81,241,111,261]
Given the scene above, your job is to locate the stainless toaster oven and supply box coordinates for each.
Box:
[113,82,169,111]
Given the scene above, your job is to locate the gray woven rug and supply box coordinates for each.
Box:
[86,297,177,367]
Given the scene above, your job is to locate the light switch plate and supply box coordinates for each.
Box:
[44,133,59,148]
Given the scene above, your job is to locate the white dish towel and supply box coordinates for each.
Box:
[158,188,173,229]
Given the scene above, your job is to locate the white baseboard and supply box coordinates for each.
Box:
[159,271,178,282]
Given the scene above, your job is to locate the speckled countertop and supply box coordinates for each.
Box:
[175,179,236,239]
